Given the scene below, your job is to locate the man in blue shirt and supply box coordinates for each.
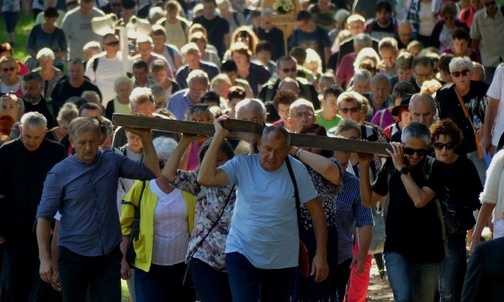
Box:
[198,119,329,301]
[36,116,160,302]
[168,70,209,120]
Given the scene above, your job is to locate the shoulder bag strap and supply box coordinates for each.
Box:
[454,88,477,132]
[187,184,235,258]
[120,181,146,241]
[285,156,302,232]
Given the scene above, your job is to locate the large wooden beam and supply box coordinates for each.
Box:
[112,114,391,156]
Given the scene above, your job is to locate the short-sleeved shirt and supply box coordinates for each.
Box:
[289,26,331,65]
[470,8,504,67]
[220,154,318,269]
[192,16,230,58]
[372,157,445,263]
[487,65,504,146]
[315,110,342,131]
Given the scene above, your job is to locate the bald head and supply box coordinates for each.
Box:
[278,78,301,95]
[397,20,413,46]
[236,98,266,125]
[409,93,435,126]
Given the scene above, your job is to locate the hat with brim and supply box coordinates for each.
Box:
[391,94,412,116]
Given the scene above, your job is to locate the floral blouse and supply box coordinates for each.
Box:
[170,170,236,271]
[300,157,342,230]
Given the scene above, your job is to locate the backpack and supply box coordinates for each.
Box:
[384,156,450,257]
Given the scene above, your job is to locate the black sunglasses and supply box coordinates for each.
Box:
[433,142,455,151]
[2,67,15,72]
[484,1,496,7]
[281,68,297,73]
[451,69,470,77]
[339,107,360,114]
[403,147,428,156]
[105,41,120,47]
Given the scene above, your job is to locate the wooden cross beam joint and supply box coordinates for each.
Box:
[112,114,391,157]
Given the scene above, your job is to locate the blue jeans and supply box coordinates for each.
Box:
[384,252,440,302]
[190,257,232,302]
[58,245,122,302]
[226,252,296,302]
[135,262,195,302]
[439,237,467,302]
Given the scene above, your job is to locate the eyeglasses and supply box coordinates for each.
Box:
[2,67,15,72]
[451,69,470,77]
[339,107,360,114]
[105,41,120,47]
[484,1,496,7]
[403,147,428,156]
[433,142,455,151]
[292,111,314,119]
[281,68,297,73]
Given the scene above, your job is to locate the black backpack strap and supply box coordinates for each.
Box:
[285,156,302,232]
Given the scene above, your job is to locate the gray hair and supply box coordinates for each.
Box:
[129,87,154,110]
[57,102,79,124]
[187,69,209,86]
[69,117,100,138]
[261,125,290,147]
[81,91,101,105]
[135,35,153,47]
[449,56,473,73]
[153,136,178,160]
[101,117,114,138]
[352,69,372,84]
[371,74,391,87]
[235,98,267,122]
[36,48,55,60]
[21,112,47,129]
[114,76,133,93]
[353,33,372,48]
[261,8,274,18]
[289,98,314,117]
[401,122,431,145]
[333,118,361,137]
[150,83,165,99]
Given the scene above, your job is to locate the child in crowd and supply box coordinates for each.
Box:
[315,85,344,131]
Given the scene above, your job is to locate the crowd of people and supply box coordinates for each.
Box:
[1,0,504,301]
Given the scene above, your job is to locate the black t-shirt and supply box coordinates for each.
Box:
[437,81,489,154]
[372,157,445,263]
[23,97,60,129]
[51,79,103,108]
[0,138,65,241]
[193,16,230,58]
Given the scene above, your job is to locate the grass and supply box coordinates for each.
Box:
[0,12,35,61]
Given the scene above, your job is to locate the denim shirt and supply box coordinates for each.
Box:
[37,150,156,257]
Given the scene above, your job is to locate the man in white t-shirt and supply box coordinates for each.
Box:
[85,33,125,106]
[481,64,504,153]
[61,0,105,60]
[198,119,329,301]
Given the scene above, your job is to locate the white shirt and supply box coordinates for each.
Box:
[487,65,504,147]
[150,181,189,266]
[85,52,124,106]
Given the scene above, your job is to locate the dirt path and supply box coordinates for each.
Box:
[367,260,394,302]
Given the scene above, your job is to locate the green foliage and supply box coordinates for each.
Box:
[0,12,34,61]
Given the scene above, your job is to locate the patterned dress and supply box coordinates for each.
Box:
[170,170,236,271]
[298,157,342,302]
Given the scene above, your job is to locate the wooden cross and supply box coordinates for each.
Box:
[112,114,391,156]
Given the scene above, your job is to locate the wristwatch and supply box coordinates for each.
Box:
[399,167,410,175]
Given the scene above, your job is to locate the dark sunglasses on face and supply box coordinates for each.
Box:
[105,41,120,47]
[2,67,15,72]
[433,142,455,150]
[451,69,470,77]
[339,107,360,114]
[403,147,428,156]
[111,3,121,6]
[281,68,297,73]
[484,1,496,7]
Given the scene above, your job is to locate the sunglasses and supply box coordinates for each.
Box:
[484,1,496,6]
[403,147,428,156]
[433,142,455,150]
[339,107,360,114]
[105,41,120,47]
[451,69,470,77]
[281,68,297,73]
[2,67,15,72]
[111,3,121,6]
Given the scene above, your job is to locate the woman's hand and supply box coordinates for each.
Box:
[121,259,132,280]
